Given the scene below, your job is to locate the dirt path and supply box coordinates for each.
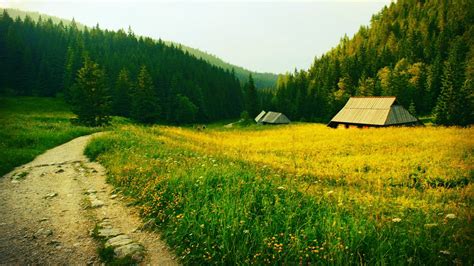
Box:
[0,134,177,265]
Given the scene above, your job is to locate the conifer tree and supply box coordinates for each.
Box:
[113,68,132,116]
[173,94,198,124]
[131,66,160,124]
[244,74,259,117]
[71,57,111,126]
[434,61,461,125]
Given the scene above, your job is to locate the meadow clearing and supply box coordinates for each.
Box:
[0,97,99,176]
[86,123,473,264]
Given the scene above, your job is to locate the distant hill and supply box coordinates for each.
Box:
[269,0,473,125]
[1,8,278,88]
[0,8,246,122]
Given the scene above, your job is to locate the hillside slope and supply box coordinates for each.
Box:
[1,8,277,88]
[268,0,473,125]
[0,10,245,122]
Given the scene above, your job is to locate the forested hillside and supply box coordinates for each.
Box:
[1,8,278,89]
[0,10,244,123]
[266,0,473,125]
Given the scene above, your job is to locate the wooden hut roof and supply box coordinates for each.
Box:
[255,110,267,123]
[329,97,418,126]
[259,111,291,124]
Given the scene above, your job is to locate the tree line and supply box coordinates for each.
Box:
[258,0,473,126]
[1,0,472,127]
[0,10,245,124]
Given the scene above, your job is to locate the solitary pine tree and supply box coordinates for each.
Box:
[244,74,259,117]
[71,57,111,126]
[173,94,198,124]
[113,68,132,117]
[131,66,160,123]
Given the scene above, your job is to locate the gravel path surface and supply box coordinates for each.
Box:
[0,134,176,265]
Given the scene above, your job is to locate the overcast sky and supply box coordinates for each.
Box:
[1,0,392,74]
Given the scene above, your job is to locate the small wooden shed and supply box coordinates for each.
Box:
[255,111,291,124]
[328,96,420,128]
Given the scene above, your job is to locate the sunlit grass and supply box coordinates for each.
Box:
[86,123,473,264]
[0,97,99,176]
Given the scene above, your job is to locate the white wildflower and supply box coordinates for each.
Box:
[392,218,402,223]
[445,213,456,219]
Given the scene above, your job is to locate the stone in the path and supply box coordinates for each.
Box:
[90,199,104,208]
[34,228,53,238]
[97,228,121,238]
[55,169,65,173]
[44,192,58,199]
[86,189,97,194]
[110,194,118,199]
[105,235,133,248]
[114,243,144,260]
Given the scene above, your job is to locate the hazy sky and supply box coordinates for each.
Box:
[1,0,392,74]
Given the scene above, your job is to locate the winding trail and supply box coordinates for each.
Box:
[0,133,176,265]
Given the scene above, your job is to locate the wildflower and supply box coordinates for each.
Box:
[439,250,450,255]
[243,230,249,234]
[277,186,286,190]
[392,218,402,223]
[445,213,456,219]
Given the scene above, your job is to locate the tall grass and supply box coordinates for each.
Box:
[86,125,473,264]
[0,97,98,176]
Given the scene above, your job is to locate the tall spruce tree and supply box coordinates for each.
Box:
[113,68,132,117]
[71,57,111,126]
[173,94,198,124]
[131,66,160,124]
[434,37,471,126]
[244,74,259,117]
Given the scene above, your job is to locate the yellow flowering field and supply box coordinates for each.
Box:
[86,123,473,264]
[160,124,473,209]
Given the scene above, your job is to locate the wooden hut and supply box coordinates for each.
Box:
[328,96,420,128]
[255,111,291,124]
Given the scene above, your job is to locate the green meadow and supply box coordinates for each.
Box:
[85,124,473,265]
[0,97,98,176]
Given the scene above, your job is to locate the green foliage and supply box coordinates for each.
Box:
[240,110,250,121]
[131,66,160,124]
[112,68,132,117]
[0,96,98,176]
[244,74,259,117]
[0,8,277,89]
[84,137,116,161]
[70,57,111,126]
[0,9,244,124]
[435,37,473,126]
[173,94,198,124]
[261,0,473,125]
